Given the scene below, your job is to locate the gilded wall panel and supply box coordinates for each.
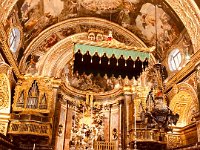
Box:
[0,73,11,112]
[0,73,11,136]
[169,82,198,127]
[12,75,58,115]
[0,122,7,135]
[167,134,182,148]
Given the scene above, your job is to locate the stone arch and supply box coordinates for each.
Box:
[37,33,82,77]
[19,17,148,73]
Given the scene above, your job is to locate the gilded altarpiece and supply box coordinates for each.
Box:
[0,73,11,135]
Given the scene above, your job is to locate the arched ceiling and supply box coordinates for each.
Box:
[2,0,199,60]
[19,17,151,75]
[0,0,200,79]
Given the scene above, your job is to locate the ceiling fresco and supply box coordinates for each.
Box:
[4,0,186,60]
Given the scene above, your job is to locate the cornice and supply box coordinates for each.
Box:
[61,82,124,100]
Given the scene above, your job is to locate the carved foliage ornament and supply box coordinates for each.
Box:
[0,73,10,110]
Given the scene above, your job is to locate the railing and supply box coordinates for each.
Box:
[9,122,51,137]
[130,129,167,143]
[94,141,116,150]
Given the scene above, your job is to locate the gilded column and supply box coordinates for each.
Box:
[109,104,112,142]
[124,94,132,150]
[118,100,123,150]
[0,73,11,136]
[195,64,200,142]
[196,64,200,112]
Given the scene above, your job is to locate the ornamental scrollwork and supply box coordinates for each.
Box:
[0,73,10,110]
[0,123,6,134]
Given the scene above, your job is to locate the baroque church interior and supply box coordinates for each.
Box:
[0,0,200,150]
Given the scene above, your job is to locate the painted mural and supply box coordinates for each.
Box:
[4,0,189,74]
[7,0,181,50]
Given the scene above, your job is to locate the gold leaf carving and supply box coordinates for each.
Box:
[0,73,10,110]
[13,75,57,115]
[0,122,6,134]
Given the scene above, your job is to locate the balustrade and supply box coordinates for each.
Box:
[94,141,116,150]
[9,122,50,137]
[130,129,167,143]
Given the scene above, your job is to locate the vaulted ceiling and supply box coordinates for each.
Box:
[0,0,200,79]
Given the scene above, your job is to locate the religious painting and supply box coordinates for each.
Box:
[7,0,185,69]
[135,3,178,57]
[14,0,182,50]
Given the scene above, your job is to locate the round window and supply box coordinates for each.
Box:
[168,48,182,71]
[9,27,21,53]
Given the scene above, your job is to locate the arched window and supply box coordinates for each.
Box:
[168,48,182,71]
[9,27,21,53]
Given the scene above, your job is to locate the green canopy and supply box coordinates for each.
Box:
[74,43,150,61]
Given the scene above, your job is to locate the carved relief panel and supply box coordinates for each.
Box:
[0,73,11,135]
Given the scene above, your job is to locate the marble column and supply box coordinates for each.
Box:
[109,104,112,142]
[124,94,132,150]
[196,64,200,112]
[195,64,200,143]
[55,100,68,150]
